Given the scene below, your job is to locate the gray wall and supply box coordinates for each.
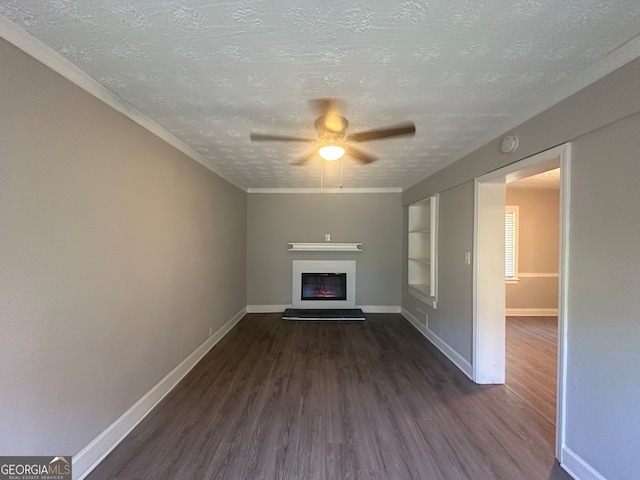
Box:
[0,38,247,456]
[247,193,402,308]
[403,58,640,479]
[567,114,640,480]
[403,182,475,361]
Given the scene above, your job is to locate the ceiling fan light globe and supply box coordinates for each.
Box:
[319,145,345,161]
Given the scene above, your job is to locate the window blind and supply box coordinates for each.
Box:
[505,208,517,279]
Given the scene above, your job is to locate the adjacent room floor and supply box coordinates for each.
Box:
[506,315,558,426]
[86,313,571,480]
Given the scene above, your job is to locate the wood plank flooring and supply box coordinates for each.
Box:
[506,316,558,426]
[86,313,572,480]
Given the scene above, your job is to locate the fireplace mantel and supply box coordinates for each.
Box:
[288,242,362,252]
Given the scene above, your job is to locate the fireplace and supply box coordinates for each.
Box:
[301,273,347,301]
[292,260,356,308]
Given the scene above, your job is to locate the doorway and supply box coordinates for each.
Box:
[505,172,560,427]
[472,143,570,458]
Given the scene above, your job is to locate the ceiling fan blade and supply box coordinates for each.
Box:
[346,146,377,164]
[346,122,416,143]
[291,149,318,166]
[250,133,315,142]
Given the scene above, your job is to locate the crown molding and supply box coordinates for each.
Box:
[5,12,638,194]
[247,187,402,194]
[0,15,247,192]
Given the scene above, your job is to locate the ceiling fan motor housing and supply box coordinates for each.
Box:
[315,115,348,137]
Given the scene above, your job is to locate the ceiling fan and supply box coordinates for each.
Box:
[249,98,416,165]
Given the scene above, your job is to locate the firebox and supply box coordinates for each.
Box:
[292,260,356,309]
[301,273,347,301]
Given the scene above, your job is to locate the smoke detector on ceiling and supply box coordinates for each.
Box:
[501,135,519,153]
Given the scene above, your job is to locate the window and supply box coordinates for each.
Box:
[505,205,519,282]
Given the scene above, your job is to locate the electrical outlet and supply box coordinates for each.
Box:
[209,326,214,337]
[325,234,331,242]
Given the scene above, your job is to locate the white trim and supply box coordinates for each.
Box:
[473,142,571,461]
[246,304,291,313]
[473,179,507,384]
[73,308,246,480]
[517,272,559,278]
[288,242,362,252]
[561,446,607,480]
[506,273,559,284]
[407,285,437,309]
[0,16,246,192]
[505,308,559,316]
[360,305,401,313]
[247,187,402,194]
[401,308,473,379]
[556,143,572,460]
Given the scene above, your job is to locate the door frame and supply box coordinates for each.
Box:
[472,143,571,458]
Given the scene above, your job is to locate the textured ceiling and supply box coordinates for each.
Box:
[508,168,560,189]
[2,1,640,190]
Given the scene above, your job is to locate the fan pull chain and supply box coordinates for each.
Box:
[339,157,343,188]
[320,158,324,191]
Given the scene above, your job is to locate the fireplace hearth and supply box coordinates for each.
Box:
[282,308,365,320]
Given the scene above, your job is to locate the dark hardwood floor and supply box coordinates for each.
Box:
[86,313,571,480]
[506,316,558,426]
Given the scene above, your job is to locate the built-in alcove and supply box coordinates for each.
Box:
[407,195,438,308]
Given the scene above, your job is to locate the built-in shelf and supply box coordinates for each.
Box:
[408,195,438,307]
[288,242,363,252]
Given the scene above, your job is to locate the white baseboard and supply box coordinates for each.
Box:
[73,308,246,480]
[506,308,558,316]
[401,308,473,379]
[561,445,607,480]
[246,304,290,313]
[246,305,401,314]
[361,305,401,313]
